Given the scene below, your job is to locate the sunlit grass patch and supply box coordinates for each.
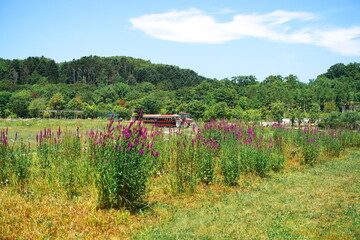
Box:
[0,187,142,239]
[134,150,360,239]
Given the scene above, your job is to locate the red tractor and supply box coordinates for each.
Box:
[176,113,193,128]
[142,113,193,128]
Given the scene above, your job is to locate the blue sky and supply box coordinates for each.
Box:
[1,0,359,82]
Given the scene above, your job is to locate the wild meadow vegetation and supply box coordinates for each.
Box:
[1,118,359,239]
[0,55,359,239]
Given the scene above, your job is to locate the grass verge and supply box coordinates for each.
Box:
[135,150,360,239]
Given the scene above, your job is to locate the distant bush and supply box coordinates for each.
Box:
[318,121,351,129]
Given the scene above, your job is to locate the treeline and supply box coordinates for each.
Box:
[0,56,359,124]
[0,56,205,88]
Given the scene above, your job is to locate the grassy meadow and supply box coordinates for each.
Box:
[0,118,110,146]
[0,118,359,239]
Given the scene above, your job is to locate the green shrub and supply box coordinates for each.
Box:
[89,119,157,211]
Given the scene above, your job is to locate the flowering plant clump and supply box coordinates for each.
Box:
[36,128,59,170]
[322,130,344,157]
[0,129,10,183]
[35,126,84,198]
[220,135,241,186]
[339,129,360,148]
[1,129,31,191]
[88,116,159,210]
[194,136,218,185]
[302,138,320,166]
[201,121,285,180]
[58,127,83,198]
[167,132,198,193]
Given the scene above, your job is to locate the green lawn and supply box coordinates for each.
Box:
[135,150,360,239]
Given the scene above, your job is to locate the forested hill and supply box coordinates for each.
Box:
[0,56,359,122]
[0,56,208,89]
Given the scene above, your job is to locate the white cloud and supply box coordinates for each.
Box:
[130,8,360,56]
[313,27,360,56]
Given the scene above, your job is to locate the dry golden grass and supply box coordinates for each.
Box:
[0,185,163,239]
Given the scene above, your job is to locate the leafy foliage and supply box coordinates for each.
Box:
[0,56,358,122]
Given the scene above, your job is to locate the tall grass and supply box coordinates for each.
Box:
[0,129,31,191]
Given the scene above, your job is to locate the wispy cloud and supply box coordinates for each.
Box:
[130,8,360,56]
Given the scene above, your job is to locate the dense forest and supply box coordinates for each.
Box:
[0,56,359,123]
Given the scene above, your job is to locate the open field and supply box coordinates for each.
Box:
[0,119,359,239]
[0,118,111,146]
[135,150,360,239]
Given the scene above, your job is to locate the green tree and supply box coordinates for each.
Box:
[186,100,206,119]
[231,75,257,87]
[6,91,31,117]
[114,82,131,99]
[28,98,47,117]
[324,101,337,113]
[49,93,66,110]
[157,80,174,91]
[324,63,347,79]
[270,102,285,122]
[112,105,132,119]
[134,82,155,93]
[175,102,188,114]
[214,87,238,107]
[66,96,84,110]
[194,80,213,100]
[229,105,245,120]
[340,111,359,124]
[0,91,12,117]
[244,109,263,121]
[260,76,292,106]
[0,80,16,92]
[95,85,119,104]
[204,102,228,120]
[288,106,303,126]
[94,103,114,117]
[140,94,161,114]
[83,103,97,118]
[309,103,321,123]
[310,76,336,109]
